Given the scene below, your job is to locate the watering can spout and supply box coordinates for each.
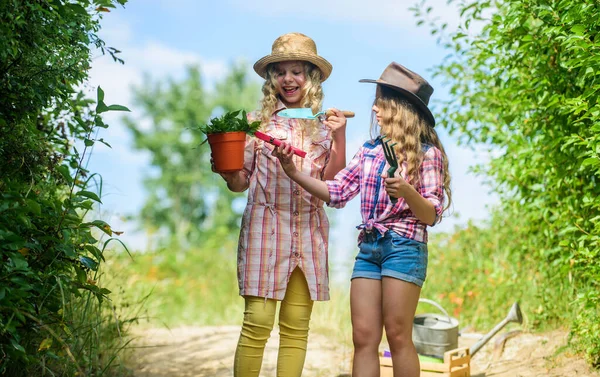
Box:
[469,302,523,357]
[509,302,523,325]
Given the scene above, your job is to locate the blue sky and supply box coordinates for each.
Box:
[85,0,497,277]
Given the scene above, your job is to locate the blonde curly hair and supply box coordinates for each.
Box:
[372,85,452,212]
[258,61,324,137]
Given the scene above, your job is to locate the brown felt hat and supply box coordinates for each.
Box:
[253,32,332,82]
[360,62,435,127]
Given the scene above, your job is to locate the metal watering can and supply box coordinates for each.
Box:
[413,298,524,359]
[412,298,460,359]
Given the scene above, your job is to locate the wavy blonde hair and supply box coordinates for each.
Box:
[371,85,452,212]
[258,61,324,137]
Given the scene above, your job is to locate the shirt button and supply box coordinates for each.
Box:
[293,232,299,237]
[294,190,300,195]
[294,252,300,257]
[293,211,299,216]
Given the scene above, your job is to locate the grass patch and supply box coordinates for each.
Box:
[105,219,580,364]
[421,223,573,334]
[105,240,241,328]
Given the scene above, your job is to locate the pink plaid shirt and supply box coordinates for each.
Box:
[236,103,332,301]
[326,138,445,244]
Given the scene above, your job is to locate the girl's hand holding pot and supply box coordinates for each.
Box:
[211,155,242,186]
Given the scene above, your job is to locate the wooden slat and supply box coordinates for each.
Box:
[444,347,469,362]
[421,362,451,372]
[380,348,471,377]
[448,365,470,377]
[449,355,470,366]
[421,371,449,377]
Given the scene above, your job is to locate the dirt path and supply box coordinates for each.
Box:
[127,326,600,377]
[127,326,351,377]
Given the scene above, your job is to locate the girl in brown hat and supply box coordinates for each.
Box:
[214,32,348,377]
[274,62,452,377]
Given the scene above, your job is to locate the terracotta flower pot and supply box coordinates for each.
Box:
[207,131,246,173]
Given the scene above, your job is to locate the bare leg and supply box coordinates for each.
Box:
[382,277,421,377]
[350,278,383,377]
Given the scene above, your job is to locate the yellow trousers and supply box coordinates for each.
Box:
[234,268,314,377]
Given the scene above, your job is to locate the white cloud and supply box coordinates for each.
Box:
[96,11,134,45]
[229,0,463,32]
[86,13,236,165]
[129,42,221,78]
[88,42,229,109]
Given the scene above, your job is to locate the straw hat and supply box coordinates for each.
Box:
[253,32,332,82]
[360,62,436,127]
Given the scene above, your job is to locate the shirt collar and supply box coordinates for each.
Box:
[272,100,287,116]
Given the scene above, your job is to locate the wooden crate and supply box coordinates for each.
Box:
[380,347,470,377]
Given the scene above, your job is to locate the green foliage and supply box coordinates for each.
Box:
[197,110,261,140]
[0,0,133,375]
[423,217,571,332]
[0,0,125,127]
[414,0,600,366]
[0,88,131,376]
[106,234,354,344]
[124,63,261,249]
[105,226,241,327]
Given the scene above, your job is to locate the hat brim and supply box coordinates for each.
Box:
[254,53,332,82]
[359,79,436,127]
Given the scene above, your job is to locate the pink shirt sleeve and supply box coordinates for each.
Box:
[326,148,363,208]
[241,111,260,179]
[419,146,445,224]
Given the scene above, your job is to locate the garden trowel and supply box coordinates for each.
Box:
[278,108,355,122]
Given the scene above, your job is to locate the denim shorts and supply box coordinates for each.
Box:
[351,230,428,287]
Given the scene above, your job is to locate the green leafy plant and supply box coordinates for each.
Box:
[0,1,137,375]
[412,0,600,367]
[198,110,261,143]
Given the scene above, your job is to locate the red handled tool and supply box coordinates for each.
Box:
[254,130,307,158]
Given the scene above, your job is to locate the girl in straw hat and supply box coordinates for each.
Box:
[274,62,452,377]
[214,32,348,377]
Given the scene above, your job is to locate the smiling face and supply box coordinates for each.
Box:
[274,61,306,108]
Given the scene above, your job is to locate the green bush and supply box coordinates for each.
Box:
[0,0,132,375]
[423,213,572,333]
[105,224,242,327]
[413,0,600,366]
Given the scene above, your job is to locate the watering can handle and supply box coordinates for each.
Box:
[418,298,453,324]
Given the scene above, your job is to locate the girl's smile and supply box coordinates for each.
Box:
[275,61,306,108]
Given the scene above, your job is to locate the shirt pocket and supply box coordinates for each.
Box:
[260,140,276,159]
[259,128,289,160]
[309,131,331,169]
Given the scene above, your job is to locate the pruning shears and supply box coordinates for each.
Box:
[381,135,399,204]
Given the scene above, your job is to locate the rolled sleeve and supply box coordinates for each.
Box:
[241,112,260,179]
[241,134,256,180]
[419,146,445,225]
[326,148,363,208]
